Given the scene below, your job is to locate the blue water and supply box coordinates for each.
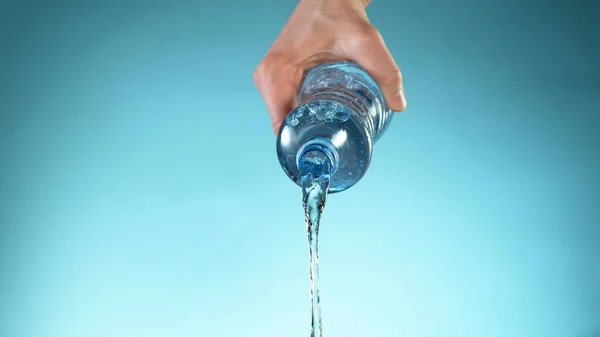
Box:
[286,65,392,337]
[301,169,330,337]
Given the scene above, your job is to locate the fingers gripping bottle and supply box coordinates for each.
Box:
[276,61,395,193]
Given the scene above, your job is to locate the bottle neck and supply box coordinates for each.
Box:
[296,138,339,178]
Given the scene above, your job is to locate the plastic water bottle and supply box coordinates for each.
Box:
[276,61,394,193]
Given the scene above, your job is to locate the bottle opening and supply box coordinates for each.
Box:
[297,138,339,178]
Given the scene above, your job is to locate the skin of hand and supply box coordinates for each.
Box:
[253,0,407,135]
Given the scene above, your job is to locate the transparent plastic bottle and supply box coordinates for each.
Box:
[276,61,394,193]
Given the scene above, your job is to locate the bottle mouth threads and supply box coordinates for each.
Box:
[296,138,339,178]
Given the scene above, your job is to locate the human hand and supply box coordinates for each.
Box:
[253,0,406,135]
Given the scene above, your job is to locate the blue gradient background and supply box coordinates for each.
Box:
[1,0,599,336]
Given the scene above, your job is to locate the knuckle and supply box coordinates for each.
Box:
[252,55,278,86]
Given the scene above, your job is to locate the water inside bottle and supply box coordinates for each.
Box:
[279,100,373,193]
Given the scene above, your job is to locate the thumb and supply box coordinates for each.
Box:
[349,27,407,111]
